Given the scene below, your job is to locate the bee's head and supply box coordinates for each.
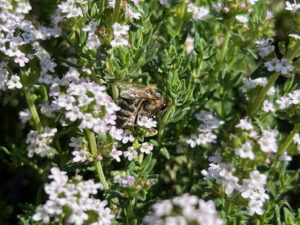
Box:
[159,102,168,111]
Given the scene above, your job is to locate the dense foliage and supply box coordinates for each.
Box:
[0,0,300,224]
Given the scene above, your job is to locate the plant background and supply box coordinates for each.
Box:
[0,0,300,224]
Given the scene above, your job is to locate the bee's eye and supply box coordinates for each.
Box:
[160,103,167,111]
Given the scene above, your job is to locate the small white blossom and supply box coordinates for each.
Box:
[7,75,22,89]
[235,118,253,130]
[279,152,292,163]
[262,100,275,112]
[138,116,157,128]
[276,96,292,109]
[124,146,138,161]
[236,14,249,23]
[285,1,300,13]
[19,109,32,123]
[72,150,87,163]
[140,142,154,154]
[111,146,122,162]
[258,129,278,153]
[235,141,255,160]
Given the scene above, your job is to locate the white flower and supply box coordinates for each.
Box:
[235,141,255,160]
[159,0,171,8]
[109,126,123,141]
[7,75,22,89]
[112,23,130,37]
[69,137,83,150]
[293,133,300,145]
[248,0,259,5]
[275,58,294,75]
[236,14,249,23]
[122,129,134,144]
[72,150,87,162]
[140,142,154,154]
[33,167,114,224]
[185,35,194,53]
[289,33,300,40]
[285,1,300,13]
[259,45,274,58]
[110,146,122,162]
[19,109,32,123]
[111,36,128,47]
[125,6,142,19]
[258,129,278,153]
[276,96,292,109]
[235,118,253,130]
[33,206,50,223]
[264,58,280,72]
[152,200,173,217]
[192,6,209,21]
[124,146,138,161]
[144,194,223,225]
[279,152,292,163]
[288,90,300,105]
[86,33,101,50]
[262,100,275,112]
[137,116,157,128]
[79,113,96,129]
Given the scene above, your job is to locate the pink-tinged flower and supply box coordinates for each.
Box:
[262,100,275,113]
[235,118,253,130]
[7,75,22,89]
[110,146,122,162]
[109,126,123,141]
[137,116,157,128]
[124,146,138,161]
[72,150,87,163]
[140,142,154,154]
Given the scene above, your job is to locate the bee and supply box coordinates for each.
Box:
[116,84,168,128]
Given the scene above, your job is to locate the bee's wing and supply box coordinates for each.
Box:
[120,86,157,100]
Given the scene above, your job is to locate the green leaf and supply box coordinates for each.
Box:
[160,147,170,160]
[141,153,152,172]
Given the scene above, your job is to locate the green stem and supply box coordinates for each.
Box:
[175,0,186,34]
[209,17,234,85]
[111,0,121,25]
[127,198,135,217]
[248,73,279,117]
[276,123,300,157]
[85,129,109,190]
[158,105,175,143]
[24,87,43,133]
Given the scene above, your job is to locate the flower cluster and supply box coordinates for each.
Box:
[54,0,85,21]
[255,38,275,58]
[111,23,130,47]
[187,3,210,21]
[26,127,57,158]
[240,171,269,215]
[242,77,275,96]
[264,58,294,75]
[144,193,224,225]
[276,90,300,110]
[0,0,59,71]
[52,81,120,135]
[33,168,114,225]
[201,152,240,195]
[186,111,223,148]
[201,151,269,215]
[83,21,101,50]
[114,174,136,187]
[69,136,89,163]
